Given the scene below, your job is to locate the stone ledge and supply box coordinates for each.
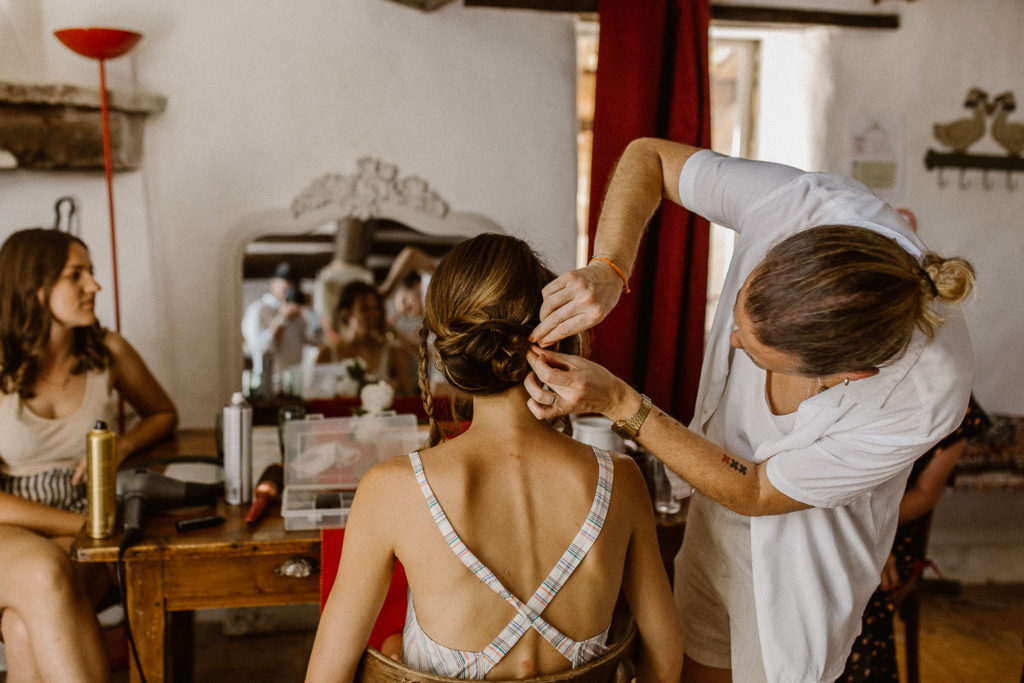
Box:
[0,80,166,171]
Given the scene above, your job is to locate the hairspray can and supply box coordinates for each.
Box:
[222,392,253,505]
[86,420,117,539]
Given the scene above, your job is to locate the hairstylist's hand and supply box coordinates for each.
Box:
[524,345,633,420]
[529,262,624,348]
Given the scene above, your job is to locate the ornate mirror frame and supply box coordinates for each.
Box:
[219,157,504,396]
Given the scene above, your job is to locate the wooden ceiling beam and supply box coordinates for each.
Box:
[462,2,900,29]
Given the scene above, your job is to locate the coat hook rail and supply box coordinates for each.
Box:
[925,150,1023,189]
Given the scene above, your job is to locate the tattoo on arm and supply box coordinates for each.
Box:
[721,453,748,475]
[655,409,684,429]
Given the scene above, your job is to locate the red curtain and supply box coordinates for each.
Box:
[588,0,711,422]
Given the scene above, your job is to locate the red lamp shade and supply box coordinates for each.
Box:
[54,28,141,60]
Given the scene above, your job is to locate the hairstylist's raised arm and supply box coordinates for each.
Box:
[530,138,701,348]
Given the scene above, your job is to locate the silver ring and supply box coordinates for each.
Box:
[548,393,557,406]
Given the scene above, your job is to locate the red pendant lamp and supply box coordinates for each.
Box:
[54,28,143,334]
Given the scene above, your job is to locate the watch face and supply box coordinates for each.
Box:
[611,423,633,439]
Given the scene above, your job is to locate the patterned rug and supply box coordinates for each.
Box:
[954,413,1024,490]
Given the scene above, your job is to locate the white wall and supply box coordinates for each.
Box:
[0,0,578,426]
[820,1,1024,417]
[725,0,1024,417]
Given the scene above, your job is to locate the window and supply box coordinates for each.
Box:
[574,19,760,335]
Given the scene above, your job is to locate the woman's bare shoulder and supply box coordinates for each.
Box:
[101,328,129,353]
[357,452,419,499]
[606,450,652,508]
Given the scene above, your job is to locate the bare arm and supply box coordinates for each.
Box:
[617,458,683,682]
[379,246,436,298]
[306,464,398,682]
[530,138,702,347]
[0,491,83,537]
[105,332,178,462]
[387,343,418,397]
[899,440,964,524]
[525,347,809,517]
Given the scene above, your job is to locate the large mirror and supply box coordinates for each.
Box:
[221,157,504,416]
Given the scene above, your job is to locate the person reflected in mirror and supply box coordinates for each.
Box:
[316,281,417,397]
[306,233,682,682]
[383,271,425,385]
[242,261,316,395]
[378,245,438,302]
[313,217,375,340]
[386,271,425,351]
[0,227,178,682]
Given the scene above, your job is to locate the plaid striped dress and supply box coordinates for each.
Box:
[402,447,614,679]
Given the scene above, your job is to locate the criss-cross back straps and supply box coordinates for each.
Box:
[407,448,614,666]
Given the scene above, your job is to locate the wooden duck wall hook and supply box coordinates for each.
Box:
[933,87,989,153]
[957,167,971,190]
[991,91,1024,157]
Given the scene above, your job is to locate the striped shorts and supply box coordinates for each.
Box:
[0,468,87,514]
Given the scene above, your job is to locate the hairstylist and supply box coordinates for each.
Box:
[524,138,974,683]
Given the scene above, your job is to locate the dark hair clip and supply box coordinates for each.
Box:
[919,267,939,297]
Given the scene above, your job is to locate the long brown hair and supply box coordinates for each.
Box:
[417,233,581,446]
[744,225,975,376]
[0,228,110,398]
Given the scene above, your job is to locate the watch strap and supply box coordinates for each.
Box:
[611,394,653,440]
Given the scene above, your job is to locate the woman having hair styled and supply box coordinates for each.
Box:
[0,228,177,681]
[316,280,418,397]
[306,233,682,682]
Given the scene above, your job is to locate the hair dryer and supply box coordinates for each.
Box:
[117,468,221,550]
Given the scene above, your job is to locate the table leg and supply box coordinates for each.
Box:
[124,558,166,683]
[168,610,195,682]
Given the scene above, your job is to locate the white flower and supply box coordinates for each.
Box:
[360,381,395,414]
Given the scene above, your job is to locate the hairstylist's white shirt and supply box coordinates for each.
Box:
[672,150,972,682]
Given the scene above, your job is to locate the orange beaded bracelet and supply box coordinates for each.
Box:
[589,256,631,294]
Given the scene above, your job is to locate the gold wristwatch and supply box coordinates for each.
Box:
[611,394,653,440]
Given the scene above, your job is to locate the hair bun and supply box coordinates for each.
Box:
[434,319,532,392]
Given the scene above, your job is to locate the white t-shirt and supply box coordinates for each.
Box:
[673,150,973,682]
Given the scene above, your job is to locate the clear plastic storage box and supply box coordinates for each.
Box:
[281,413,423,530]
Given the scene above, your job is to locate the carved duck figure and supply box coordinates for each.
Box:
[933,87,989,153]
[991,91,1024,157]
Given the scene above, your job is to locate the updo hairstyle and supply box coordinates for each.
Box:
[418,233,580,445]
[0,228,110,398]
[744,225,975,376]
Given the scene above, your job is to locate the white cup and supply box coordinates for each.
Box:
[571,416,626,452]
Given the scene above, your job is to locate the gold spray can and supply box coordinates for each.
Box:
[86,420,117,539]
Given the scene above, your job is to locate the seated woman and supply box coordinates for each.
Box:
[306,234,682,682]
[0,228,178,681]
[316,281,417,397]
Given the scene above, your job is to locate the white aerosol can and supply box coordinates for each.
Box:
[222,391,253,505]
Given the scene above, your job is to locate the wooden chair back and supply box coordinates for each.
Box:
[354,619,637,683]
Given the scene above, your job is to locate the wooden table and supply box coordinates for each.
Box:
[72,430,321,683]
